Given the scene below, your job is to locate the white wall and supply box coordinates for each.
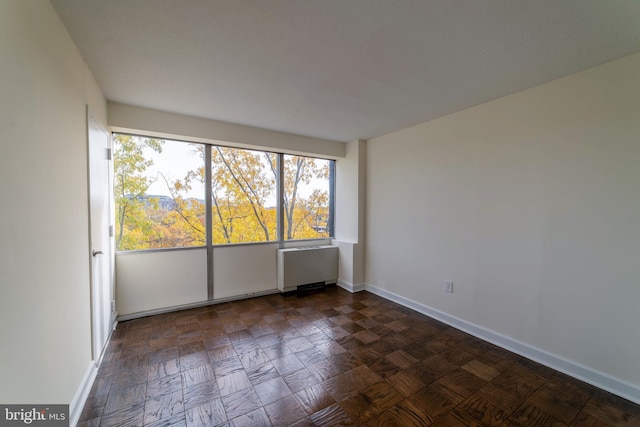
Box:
[108,102,345,159]
[335,140,366,243]
[366,53,640,401]
[0,0,107,409]
[116,240,333,317]
[334,140,366,289]
[116,249,208,315]
[213,244,278,299]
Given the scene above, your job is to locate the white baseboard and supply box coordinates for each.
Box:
[361,283,640,405]
[70,320,119,426]
[337,280,365,293]
[69,361,98,427]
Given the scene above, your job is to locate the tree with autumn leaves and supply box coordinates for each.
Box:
[113,134,331,250]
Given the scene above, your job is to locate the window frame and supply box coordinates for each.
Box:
[112,132,335,253]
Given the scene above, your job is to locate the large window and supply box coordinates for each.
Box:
[113,133,334,251]
[283,155,333,240]
[114,134,205,251]
[210,147,277,244]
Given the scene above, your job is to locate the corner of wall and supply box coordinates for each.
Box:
[334,138,366,291]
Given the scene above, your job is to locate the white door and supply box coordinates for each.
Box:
[88,108,113,363]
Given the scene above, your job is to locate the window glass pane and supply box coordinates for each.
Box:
[211,147,277,244]
[113,134,205,250]
[283,155,333,240]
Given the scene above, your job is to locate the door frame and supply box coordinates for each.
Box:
[87,106,115,364]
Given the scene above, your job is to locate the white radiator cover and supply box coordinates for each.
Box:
[277,245,338,292]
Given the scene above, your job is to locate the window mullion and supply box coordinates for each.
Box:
[328,160,336,238]
[205,145,214,300]
[277,153,284,248]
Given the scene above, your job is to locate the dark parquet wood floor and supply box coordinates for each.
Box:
[79,287,640,426]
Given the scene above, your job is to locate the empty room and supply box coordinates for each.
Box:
[1,1,639,426]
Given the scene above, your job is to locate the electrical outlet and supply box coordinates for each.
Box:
[445,281,454,293]
[111,300,116,313]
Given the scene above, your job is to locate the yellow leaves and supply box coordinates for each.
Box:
[114,133,332,251]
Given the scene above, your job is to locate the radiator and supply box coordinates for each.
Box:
[277,245,338,292]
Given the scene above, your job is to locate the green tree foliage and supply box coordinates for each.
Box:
[211,147,277,243]
[113,134,331,250]
[158,169,206,247]
[113,134,163,250]
[282,156,330,240]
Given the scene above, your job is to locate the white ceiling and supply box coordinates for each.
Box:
[51,0,640,142]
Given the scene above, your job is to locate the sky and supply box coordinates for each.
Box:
[140,138,329,205]
[144,140,205,199]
